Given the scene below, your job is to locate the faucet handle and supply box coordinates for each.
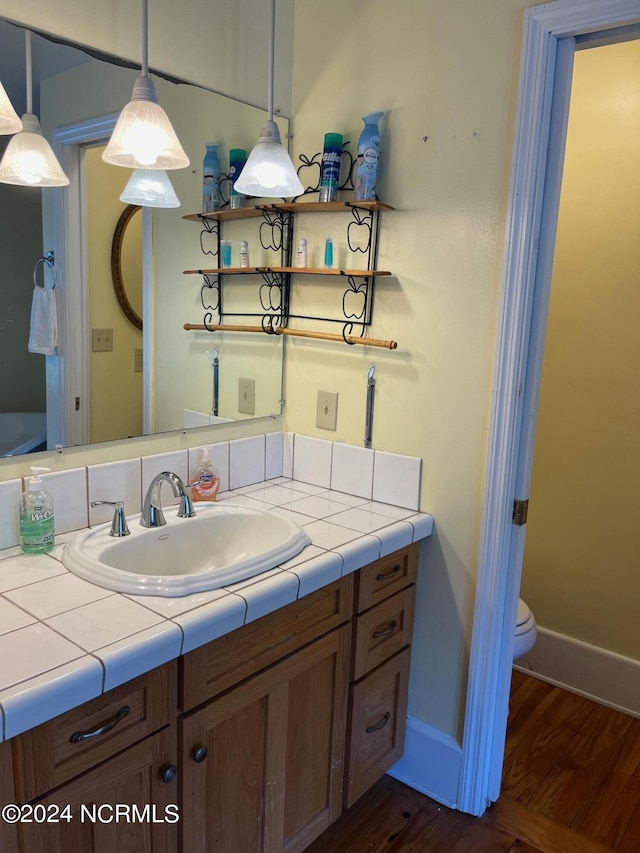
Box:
[91,500,130,537]
[177,482,202,519]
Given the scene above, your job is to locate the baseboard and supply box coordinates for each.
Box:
[387,715,462,809]
[514,626,640,718]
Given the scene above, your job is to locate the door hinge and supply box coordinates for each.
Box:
[512,498,529,526]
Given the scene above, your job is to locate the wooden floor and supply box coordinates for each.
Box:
[307,671,640,852]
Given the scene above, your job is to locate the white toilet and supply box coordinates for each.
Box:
[513,598,537,661]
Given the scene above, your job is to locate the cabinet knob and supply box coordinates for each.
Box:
[192,745,209,763]
[159,764,177,783]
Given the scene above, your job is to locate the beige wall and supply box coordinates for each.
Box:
[287,0,532,740]
[521,41,640,660]
[86,146,143,443]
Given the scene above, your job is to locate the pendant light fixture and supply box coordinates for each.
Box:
[120,168,180,208]
[234,0,302,198]
[0,81,22,135]
[103,0,188,170]
[0,31,69,186]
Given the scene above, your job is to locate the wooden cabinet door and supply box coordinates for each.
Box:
[18,727,177,853]
[0,739,19,853]
[180,625,350,853]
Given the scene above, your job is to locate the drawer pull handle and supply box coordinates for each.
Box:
[159,764,178,783]
[69,705,130,743]
[376,565,401,582]
[192,745,209,763]
[366,712,391,734]
[373,620,398,639]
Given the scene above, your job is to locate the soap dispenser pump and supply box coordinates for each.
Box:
[20,467,55,554]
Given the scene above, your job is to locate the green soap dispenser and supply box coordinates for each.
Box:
[20,467,55,555]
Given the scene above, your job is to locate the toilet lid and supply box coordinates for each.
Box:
[516,598,531,627]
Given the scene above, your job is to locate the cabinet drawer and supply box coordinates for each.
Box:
[12,661,176,803]
[180,575,353,710]
[354,544,418,613]
[352,585,415,681]
[344,647,410,808]
[21,726,178,853]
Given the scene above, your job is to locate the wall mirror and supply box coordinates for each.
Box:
[0,18,286,458]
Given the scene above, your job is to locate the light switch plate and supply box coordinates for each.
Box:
[316,390,338,431]
[92,328,113,352]
[238,377,255,415]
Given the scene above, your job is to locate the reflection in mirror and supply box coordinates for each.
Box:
[0,19,286,458]
[111,204,143,332]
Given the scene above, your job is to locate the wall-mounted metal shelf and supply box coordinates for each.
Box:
[183,198,396,346]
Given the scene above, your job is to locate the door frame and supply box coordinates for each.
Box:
[46,114,153,447]
[457,0,640,816]
[45,113,118,449]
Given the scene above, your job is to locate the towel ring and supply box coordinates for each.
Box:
[34,251,57,289]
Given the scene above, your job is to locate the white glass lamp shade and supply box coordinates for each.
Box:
[103,76,189,170]
[234,120,302,198]
[0,114,69,186]
[0,81,22,135]
[120,168,180,208]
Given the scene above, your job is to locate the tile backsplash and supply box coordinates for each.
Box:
[0,434,422,550]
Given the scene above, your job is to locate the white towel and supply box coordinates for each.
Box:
[28,286,58,356]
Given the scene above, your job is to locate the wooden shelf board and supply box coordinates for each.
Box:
[273,200,395,213]
[183,200,394,223]
[182,207,264,223]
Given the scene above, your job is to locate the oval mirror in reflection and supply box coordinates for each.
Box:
[111,204,143,331]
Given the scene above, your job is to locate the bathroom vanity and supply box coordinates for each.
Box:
[0,543,418,853]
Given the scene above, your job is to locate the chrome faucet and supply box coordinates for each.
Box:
[141,471,196,528]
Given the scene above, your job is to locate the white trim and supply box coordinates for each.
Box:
[516,628,640,719]
[142,207,154,434]
[458,0,640,817]
[47,115,119,448]
[388,716,462,810]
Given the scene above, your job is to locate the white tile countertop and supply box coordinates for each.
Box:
[0,476,433,742]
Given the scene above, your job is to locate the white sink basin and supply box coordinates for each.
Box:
[62,502,310,597]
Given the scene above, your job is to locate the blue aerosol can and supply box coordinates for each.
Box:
[202,143,222,212]
[353,112,384,201]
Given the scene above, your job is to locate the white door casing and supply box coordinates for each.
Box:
[46,114,153,448]
[457,0,640,817]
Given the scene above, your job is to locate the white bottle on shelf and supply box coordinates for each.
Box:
[297,238,307,268]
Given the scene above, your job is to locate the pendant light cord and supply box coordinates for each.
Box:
[25,30,33,114]
[142,0,149,78]
[267,0,275,122]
